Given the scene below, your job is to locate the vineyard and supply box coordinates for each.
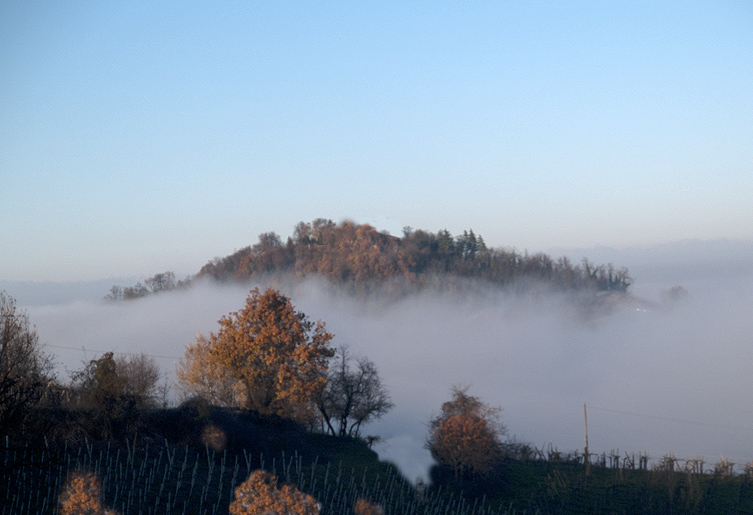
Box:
[2,439,508,515]
[8,436,753,515]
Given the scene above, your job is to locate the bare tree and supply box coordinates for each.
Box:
[0,291,55,451]
[318,346,393,438]
[122,283,148,300]
[72,351,162,410]
[114,353,161,408]
[105,285,123,302]
[145,271,176,293]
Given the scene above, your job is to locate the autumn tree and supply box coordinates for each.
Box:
[58,470,119,515]
[72,352,119,409]
[178,288,334,422]
[427,386,506,481]
[353,498,384,515]
[176,333,243,407]
[317,346,393,438]
[230,470,320,515]
[0,291,55,444]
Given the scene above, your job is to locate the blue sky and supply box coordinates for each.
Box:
[2,1,752,281]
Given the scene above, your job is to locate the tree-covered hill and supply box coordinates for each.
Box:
[197,219,630,292]
[108,219,631,300]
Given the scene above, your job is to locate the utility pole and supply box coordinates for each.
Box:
[584,403,590,477]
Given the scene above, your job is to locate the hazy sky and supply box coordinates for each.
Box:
[2,1,752,281]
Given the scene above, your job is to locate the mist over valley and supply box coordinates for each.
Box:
[11,236,753,483]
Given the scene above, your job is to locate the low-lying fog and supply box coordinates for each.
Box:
[13,248,753,483]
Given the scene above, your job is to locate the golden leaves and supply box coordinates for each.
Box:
[58,470,119,515]
[201,424,227,453]
[432,415,498,477]
[230,470,320,515]
[428,387,506,480]
[177,333,244,407]
[353,498,384,515]
[178,288,334,422]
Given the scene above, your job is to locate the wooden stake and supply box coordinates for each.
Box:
[584,403,590,476]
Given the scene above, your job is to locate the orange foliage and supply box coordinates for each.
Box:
[197,219,631,293]
[177,333,244,407]
[230,470,320,515]
[309,221,412,285]
[428,387,505,480]
[201,424,227,452]
[353,498,384,515]
[431,414,500,478]
[58,470,118,515]
[180,288,334,422]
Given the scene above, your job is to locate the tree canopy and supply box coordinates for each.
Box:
[427,386,506,481]
[178,288,335,422]
[111,219,631,300]
[197,219,631,293]
[176,333,243,408]
[230,470,320,515]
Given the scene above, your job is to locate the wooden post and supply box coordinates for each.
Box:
[584,403,590,476]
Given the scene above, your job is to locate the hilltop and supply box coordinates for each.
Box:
[108,218,631,301]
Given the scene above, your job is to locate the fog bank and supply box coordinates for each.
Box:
[20,262,753,483]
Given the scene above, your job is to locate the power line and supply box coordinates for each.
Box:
[588,404,753,433]
[43,343,181,361]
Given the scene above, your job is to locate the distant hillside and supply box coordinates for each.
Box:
[108,219,631,300]
[198,219,630,291]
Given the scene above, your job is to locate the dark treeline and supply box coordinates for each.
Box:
[106,271,191,301]
[196,218,631,293]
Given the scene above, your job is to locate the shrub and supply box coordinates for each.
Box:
[230,470,320,515]
[58,470,118,515]
[353,498,384,515]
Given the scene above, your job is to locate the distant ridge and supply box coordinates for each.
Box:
[107,219,631,301]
